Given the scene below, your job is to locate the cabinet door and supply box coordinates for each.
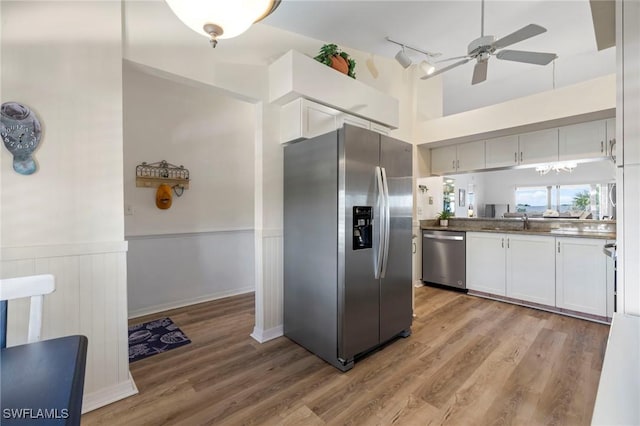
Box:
[431,145,457,175]
[506,235,556,306]
[518,128,559,165]
[456,141,485,172]
[370,122,391,135]
[337,113,369,130]
[485,135,519,169]
[556,238,607,316]
[466,232,506,295]
[280,98,338,143]
[559,120,607,161]
[303,100,338,139]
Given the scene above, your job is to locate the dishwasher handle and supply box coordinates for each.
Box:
[423,234,464,241]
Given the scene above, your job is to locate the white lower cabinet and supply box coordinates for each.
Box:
[466,232,507,295]
[506,235,556,306]
[556,237,608,316]
[467,233,555,305]
[467,232,612,319]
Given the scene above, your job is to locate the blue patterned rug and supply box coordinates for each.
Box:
[128,317,191,363]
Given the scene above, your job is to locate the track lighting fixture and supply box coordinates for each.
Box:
[395,47,412,69]
[386,37,440,74]
[419,59,435,76]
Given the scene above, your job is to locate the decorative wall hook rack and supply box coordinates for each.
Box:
[136,160,190,196]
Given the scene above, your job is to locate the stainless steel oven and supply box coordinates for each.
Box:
[422,230,466,290]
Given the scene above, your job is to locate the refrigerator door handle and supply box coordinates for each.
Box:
[381,167,391,278]
[375,166,385,279]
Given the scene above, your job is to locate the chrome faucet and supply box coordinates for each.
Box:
[523,214,529,230]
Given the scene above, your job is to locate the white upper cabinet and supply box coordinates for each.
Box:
[485,135,519,169]
[559,120,607,161]
[337,113,369,130]
[280,98,391,143]
[456,141,485,172]
[431,145,457,175]
[518,129,559,165]
[431,141,485,175]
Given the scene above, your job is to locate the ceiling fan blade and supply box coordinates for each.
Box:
[493,24,547,49]
[435,55,469,64]
[420,58,471,80]
[496,50,557,65]
[472,60,488,85]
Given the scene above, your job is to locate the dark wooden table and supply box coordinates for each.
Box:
[1,335,88,425]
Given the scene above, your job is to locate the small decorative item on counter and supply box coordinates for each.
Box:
[468,204,474,217]
[436,211,453,227]
[314,43,357,79]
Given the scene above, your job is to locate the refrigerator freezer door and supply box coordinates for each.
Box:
[339,125,382,361]
[283,131,339,367]
[379,136,413,343]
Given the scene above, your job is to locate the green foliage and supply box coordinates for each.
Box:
[314,44,357,79]
[572,190,590,211]
[436,211,454,220]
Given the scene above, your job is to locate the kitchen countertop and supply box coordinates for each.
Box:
[420,218,616,240]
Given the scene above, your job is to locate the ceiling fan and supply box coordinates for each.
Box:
[422,0,558,84]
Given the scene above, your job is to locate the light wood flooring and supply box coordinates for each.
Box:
[82,286,609,425]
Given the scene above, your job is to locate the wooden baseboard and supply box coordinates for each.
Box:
[250,325,284,343]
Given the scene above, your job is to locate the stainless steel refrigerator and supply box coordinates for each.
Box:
[283,124,413,371]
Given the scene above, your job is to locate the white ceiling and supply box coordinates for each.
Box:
[261,0,615,115]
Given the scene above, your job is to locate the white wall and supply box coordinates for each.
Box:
[1,0,134,411]
[1,1,124,246]
[123,63,255,236]
[417,74,615,144]
[123,63,256,316]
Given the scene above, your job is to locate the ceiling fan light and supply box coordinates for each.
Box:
[395,49,412,69]
[165,0,279,41]
[419,60,435,76]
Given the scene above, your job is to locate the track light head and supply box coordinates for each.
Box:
[419,59,435,76]
[395,48,412,69]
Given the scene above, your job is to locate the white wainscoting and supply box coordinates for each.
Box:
[126,230,255,318]
[251,229,284,343]
[0,241,136,413]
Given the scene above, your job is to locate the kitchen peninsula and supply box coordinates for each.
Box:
[421,218,616,323]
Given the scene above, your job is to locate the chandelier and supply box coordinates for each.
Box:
[535,162,578,175]
[165,0,281,48]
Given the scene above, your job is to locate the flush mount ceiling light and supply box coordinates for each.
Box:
[386,37,440,76]
[535,162,578,175]
[165,0,281,48]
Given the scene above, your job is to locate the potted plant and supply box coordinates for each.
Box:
[436,211,453,227]
[314,43,356,79]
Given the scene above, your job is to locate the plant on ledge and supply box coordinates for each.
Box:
[314,43,356,79]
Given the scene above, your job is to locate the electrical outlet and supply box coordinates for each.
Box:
[125,204,134,216]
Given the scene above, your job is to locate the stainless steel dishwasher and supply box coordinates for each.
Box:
[422,230,466,290]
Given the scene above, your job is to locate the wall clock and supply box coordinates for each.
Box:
[0,102,42,175]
